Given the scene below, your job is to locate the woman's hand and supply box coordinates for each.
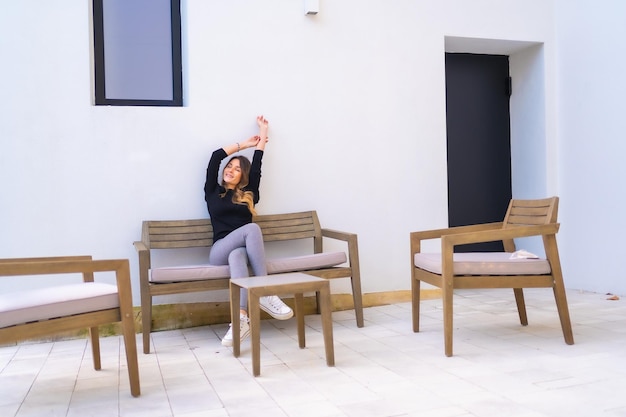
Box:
[257,115,269,135]
[224,116,269,154]
[256,115,269,150]
[241,135,262,149]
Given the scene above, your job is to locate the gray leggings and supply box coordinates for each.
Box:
[209,223,267,311]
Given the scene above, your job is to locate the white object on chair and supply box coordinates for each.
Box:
[509,249,539,259]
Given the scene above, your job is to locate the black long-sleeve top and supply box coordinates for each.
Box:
[204,148,263,243]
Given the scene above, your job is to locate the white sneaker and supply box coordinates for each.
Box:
[259,295,293,320]
[221,313,250,347]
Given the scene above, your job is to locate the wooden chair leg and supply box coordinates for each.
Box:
[117,263,141,397]
[89,326,101,370]
[411,275,421,333]
[442,281,454,357]
[546,235,574,345]
[350,274,365,328]
[553,281,575,345]
[295,293,305,348]
[513,288,529,326]
[141,292,152,354]
[121,314,141,397]
[315,291,321,315]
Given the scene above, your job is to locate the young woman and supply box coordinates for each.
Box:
[204,115,293,347]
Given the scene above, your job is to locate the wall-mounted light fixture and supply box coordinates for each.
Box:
[304,0,318,15]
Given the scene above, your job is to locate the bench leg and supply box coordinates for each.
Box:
[314,275,364,328]
[141,291,152,354]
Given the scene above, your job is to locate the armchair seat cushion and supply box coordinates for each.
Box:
[414,252,551,276]
[0,282,119,328]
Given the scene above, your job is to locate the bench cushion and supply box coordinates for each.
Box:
[149,252,347,283]
[150,264,231,283]
[267,252,347,274]
[0,282,119,328]
[413,252,551,275]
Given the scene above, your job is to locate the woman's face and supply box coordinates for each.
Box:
[223,158,242,189]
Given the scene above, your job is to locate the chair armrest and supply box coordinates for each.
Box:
[0,256,96,282]
[0,255,92,265]
[0,258,130,288]
[410,222,503,254]
[107,259,133,300]
[442,223,560,251]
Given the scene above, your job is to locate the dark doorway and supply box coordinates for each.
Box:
[445,53,512,252]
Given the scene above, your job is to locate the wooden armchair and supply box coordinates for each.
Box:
[0,256,140,397]
[410,197,574,356]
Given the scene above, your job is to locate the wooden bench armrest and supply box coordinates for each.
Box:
[321,228,358,254]
[133,240,148,252]
[133,241,152,287]
[321,228,360,270]
[321,228,356,242]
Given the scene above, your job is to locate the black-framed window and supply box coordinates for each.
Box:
[92,0,183,106]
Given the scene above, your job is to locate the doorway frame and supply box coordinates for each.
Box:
[445,36,549,254]
[445,36,547,200]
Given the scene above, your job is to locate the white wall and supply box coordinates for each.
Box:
[556,0,626,295]
[4,0,620,305]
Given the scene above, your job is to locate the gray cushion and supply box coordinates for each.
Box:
[413,252,551,275]
[0,282,119,328]
[150,264,231,283]
[149,252,347,283]
[267,252,347,274]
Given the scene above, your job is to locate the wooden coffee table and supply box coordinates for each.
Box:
[229,272,335,376]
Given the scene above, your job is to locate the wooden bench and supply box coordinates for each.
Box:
[134,210,363,354]
[0,256,140,397]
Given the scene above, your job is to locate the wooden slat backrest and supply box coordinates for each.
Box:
[254,211,321,242]
[144,219,214,249]
[503,197,559,227]
[142,211,321,249]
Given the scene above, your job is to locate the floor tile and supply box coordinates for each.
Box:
[1,289,625,416]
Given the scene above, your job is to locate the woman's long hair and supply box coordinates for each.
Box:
[220,155,257,216]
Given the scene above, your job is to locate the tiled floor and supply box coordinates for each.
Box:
[1,288,625,417]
